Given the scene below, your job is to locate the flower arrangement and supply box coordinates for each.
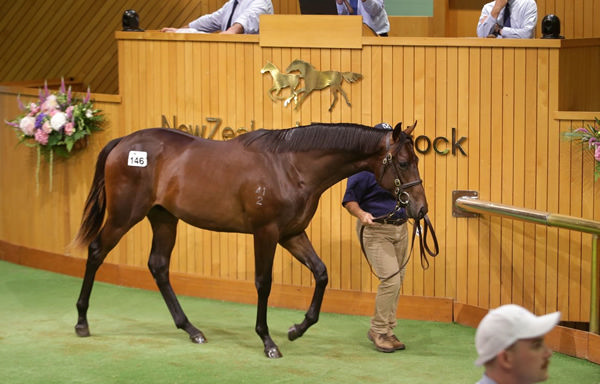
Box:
[5,78,103,191]
[563,117,600,181]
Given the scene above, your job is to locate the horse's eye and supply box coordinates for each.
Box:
[398,161,409,168]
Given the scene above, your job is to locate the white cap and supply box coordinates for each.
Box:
[474,304,560,366]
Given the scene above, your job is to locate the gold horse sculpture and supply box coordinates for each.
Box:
[286,59,363,111]
[260,62,300,107]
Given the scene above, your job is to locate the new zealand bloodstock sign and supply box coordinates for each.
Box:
[162,115,467,157]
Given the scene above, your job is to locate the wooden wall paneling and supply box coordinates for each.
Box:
[423,46,438,297]
[405,46,420,296]
[501,48,515,305]
[580,125,596,322]
[557,117,572,318]
[545,49,559,316]
[455,46,470,304]
[477,47,492,308]
[446,46,459,300]
[522,48,538,311]
[574,0,585,38]
[563,0,576,38]
[4,1,56,80]
[511,48,527,307]
[50,2,115,86]
[490,47,505,308]
[548,47,562,317]
[569,122,585,321]
[466,46,481,306]
[434,46,448,299]
[595,0,600,37]
[534,48,550,314]
[371,45,383,125]
[415,46,435,297]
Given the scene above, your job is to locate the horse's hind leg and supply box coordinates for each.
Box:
[75,221,134,337]
[147,206,206,344]
[280,231,328,341]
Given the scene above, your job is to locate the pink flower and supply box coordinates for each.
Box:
[66,105,74,119]
[41,94,58,113]
[19,116,36,135]
[595,145,600,162]
[64,122,74,136]
[42,121,52,134]
[83,86,91,103]
[34,129,49,145]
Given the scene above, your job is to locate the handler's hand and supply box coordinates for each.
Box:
[359,212,374,226]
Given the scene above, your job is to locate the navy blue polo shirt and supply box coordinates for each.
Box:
[342,171,407,220]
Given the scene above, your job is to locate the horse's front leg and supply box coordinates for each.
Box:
[280,231,328,341]
[253,227,281,358]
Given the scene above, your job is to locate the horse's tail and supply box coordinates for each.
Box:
[71,137,123,249]
[341,72,363,83]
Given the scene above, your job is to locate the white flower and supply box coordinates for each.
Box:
[85,109,93,118]
[19,116,36,135]
[50,111,67,131]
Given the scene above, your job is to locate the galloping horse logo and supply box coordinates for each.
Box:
[261,60,363,111]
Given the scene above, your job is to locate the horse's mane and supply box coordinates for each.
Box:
[238,123,389,154]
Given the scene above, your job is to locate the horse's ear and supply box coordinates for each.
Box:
[392,122,403,141]
[404,120,418,136]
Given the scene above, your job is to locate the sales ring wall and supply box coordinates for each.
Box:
[0,17,599,363]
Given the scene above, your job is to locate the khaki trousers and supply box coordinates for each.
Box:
[357,220,408,335]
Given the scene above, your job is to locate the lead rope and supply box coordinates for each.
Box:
[409,214,439,270]
[359,213,439,282]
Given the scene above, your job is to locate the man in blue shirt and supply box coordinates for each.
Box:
[477,0,537,38]
[342,123,408,353]
[161,0,273,34]
[335,0,390,36]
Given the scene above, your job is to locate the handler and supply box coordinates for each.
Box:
[342,123,409,353]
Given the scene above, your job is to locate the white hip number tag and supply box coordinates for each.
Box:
[128,151,148,167]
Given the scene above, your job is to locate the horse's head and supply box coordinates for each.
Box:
[260,61,277,74]
[376,121,428,220]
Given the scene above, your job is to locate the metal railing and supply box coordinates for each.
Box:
[452,190,600,334]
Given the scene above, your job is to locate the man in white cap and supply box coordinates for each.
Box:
[474,304,561,384]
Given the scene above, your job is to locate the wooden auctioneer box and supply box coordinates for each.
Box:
[259,14,364,49]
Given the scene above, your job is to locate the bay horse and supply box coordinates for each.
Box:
[73,122,428,358]
[285,59,362,111]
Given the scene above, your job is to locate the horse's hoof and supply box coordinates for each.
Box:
[74,324,90,337]
[287,324,301,341]
[190,332,207,344]
[264,346,282,359]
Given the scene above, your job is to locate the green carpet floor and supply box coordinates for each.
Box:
[0,260,598,383]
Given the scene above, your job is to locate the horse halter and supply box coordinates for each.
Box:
[366,131,439,273]
[379,132,422,208]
